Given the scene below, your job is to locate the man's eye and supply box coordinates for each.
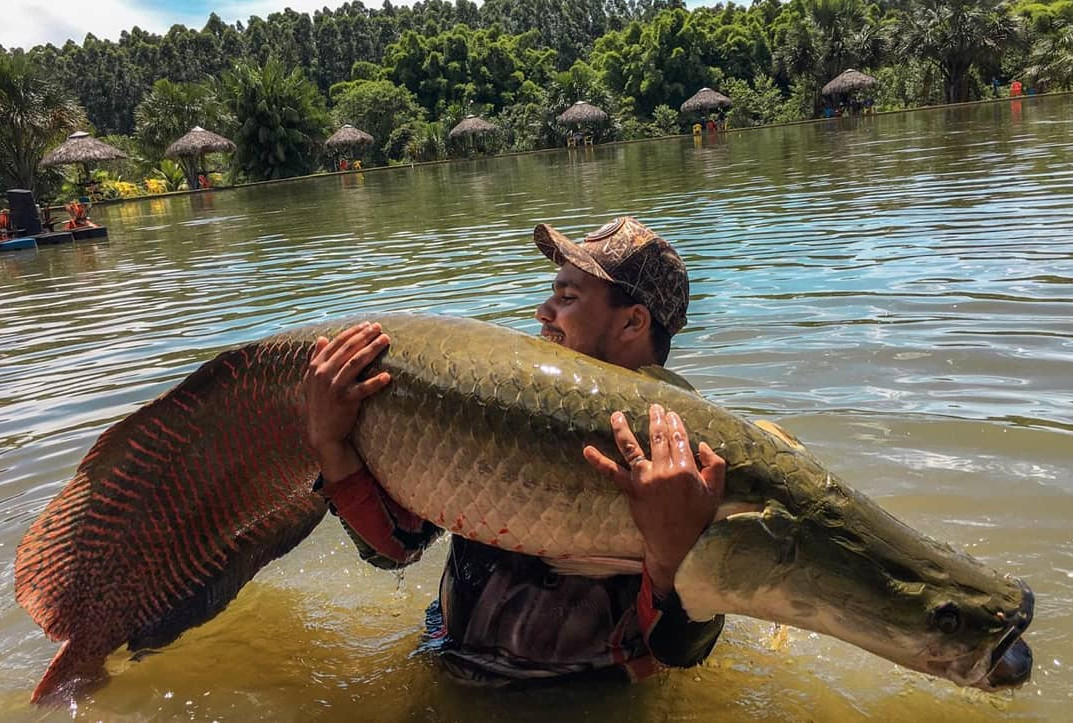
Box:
[560,295,576,302]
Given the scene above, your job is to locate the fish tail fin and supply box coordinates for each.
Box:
[30,641,108,704]
[16,335,330,701]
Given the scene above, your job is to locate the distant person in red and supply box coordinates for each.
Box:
[1010,80,1023,97]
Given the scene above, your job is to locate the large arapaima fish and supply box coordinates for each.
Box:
[15,313,1034,703]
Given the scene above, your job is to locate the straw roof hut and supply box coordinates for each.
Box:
[163,126,235,191]
[326,124,374,149]
[165,126,236,158]
[39,131,127,168]
[822,69,878,96]
[449,115,497,139]
[557,101,608,125]
[680,87,733,114]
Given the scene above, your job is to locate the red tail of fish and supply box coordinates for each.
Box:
[15,337,327,702]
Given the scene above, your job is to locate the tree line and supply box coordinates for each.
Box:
[1,0,1071,196]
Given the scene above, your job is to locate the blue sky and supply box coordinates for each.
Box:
[4,0,379,51]
[5,1,712,52]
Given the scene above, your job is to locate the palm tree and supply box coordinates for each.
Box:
[1025,18,1073,90]
[220,59,330,181]
[134,79,229,160]
[0,53,85,193]
[772,0,887,113]
[897,0,1015,103]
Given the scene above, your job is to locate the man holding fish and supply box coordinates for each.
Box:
[304,216,726,683]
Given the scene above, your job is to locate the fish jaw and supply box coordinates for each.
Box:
[675,500,1035,690]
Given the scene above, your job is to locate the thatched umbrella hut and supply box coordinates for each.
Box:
[326,124,374,150]
[822,69,878,96]
[326,124,373,170]
[557,101,609,146]
[449,115,497,155]
[680,87,733,114]
[165,126,236,190]
[557,100,608,126]
[449,115,497,140]
[39,131,127,190]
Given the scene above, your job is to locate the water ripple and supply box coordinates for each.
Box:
[0,96,1071,719]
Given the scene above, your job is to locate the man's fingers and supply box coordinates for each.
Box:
[697,441,721,468]
[697,441,727,496]
[666,411,696,470]
[344,371,392,402]
[321,322,373,361]
[648,404,670,465]
[333,332,390,387]
[583,445,636,496]
[335,323,384,363]
[610,411,648,471]
[310,336,329,363]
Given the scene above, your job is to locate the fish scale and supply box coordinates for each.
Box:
[351,314,688,559]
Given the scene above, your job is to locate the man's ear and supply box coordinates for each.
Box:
[620,304,651,342]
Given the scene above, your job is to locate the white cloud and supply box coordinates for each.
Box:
[5,1,174,50]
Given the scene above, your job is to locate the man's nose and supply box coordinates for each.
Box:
[535,300,553,323]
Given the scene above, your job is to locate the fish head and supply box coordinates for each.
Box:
[677,478,1034,690]
[795,506,1036,691]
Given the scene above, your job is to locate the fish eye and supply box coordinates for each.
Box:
[932,603,962,634]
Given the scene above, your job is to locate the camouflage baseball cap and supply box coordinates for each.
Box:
[534,216,690,335]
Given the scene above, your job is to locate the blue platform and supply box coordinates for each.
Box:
[0,237,37,251]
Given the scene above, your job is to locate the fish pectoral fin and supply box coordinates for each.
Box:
[674,505,801,622]
[544,556,644,578]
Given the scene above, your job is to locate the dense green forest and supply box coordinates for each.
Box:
[1,0,1071,197]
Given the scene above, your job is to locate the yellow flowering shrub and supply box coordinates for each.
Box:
[144,178,167,194]
[99,180,142,199]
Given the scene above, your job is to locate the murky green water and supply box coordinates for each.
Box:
[2,96,1071,721]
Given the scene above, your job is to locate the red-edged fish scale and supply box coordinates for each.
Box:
[14,338,327,701]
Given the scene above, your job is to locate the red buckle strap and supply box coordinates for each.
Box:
[636,563,663,640]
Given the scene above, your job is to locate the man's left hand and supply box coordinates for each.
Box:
[583,404,726,596]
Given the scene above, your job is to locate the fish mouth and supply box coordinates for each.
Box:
[978,628,1032,689]
[976,582,1034,690]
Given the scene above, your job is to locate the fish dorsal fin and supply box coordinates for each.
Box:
[753,419,806,450]
[637,365,696,391]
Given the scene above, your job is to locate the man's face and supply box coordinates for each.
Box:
[535,263,622,362]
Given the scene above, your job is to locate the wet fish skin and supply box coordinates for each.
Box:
[314,313,1035,690]
[15,313,1034,702]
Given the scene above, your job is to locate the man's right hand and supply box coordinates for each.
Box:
[302,322,391,482]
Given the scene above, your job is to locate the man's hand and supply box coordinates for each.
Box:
[301,322,391,482]
[583,404,725,596]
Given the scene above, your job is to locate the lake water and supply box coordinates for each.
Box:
[1,95,1071,721]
